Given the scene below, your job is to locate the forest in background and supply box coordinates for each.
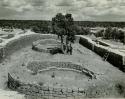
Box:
[1,20,125,29]
[0,19,125,44]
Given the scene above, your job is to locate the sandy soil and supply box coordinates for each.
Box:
[0,42,125,98]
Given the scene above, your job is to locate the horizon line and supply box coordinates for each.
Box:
[0,19,125,23]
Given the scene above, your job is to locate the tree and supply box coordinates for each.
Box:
[104,27,112,39]
[111,28,119,40]
[96,29,104,37]
[52,13,66,43]
[65,13,75,44]
[119,30,125,44]
[52,13,75,54]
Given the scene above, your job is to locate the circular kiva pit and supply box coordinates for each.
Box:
[32,39,63,54]
[8,61,96,97]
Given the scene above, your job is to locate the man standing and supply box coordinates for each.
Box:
[69,44,73,55]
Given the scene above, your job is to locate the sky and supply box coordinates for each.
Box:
[0,0,125,21]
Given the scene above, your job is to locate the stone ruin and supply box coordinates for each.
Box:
[7,38,98,98]
[8,61,96,98]
[32,39,63,54]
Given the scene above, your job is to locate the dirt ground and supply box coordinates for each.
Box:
[0,42,125,98]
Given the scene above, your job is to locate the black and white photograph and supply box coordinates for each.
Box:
[0,0,125,99]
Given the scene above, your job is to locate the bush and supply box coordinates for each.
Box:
[96,30,104,37]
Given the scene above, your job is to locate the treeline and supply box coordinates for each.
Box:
[0,20,51,34]
[96,28,125,43]
[1,20,125,29]
[0,20,51,28]
[75,21,125,28]
[0,20,91,34]
[0,20,125,37]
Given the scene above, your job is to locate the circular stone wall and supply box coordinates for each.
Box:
[32,39,62,54]
[8,61,96,97]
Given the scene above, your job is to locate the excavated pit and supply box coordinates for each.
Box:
[8,61,96,93]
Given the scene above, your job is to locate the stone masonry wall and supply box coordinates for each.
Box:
[78,35,125,71]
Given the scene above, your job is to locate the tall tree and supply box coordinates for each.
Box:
[65,13,75,44]
[52,13,66,43]
[52,13,75,54]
